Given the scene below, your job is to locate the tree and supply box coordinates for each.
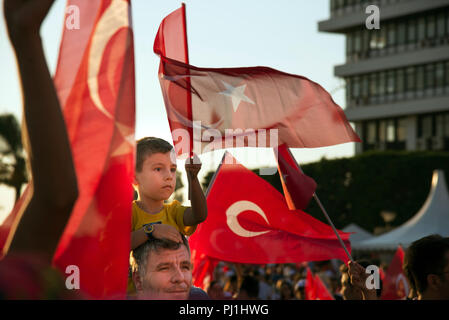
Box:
[0,113,28,203]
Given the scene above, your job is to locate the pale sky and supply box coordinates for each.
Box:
[0,0,356,220]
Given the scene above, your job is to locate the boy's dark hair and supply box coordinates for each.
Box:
[136,137,173,172]
[403,234,449,294]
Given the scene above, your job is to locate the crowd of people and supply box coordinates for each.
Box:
[1,0,448,301]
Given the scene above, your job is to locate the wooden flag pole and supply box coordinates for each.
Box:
[286,148,353,262]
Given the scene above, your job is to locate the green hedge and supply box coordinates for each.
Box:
[202,151,449,233]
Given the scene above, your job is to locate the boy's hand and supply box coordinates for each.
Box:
[185,154,201,179]
[348,261,366,289]
[152,224,182,243]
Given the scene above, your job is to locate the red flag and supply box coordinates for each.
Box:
[191,251,219,290]
[274,144,317,210]
[188,152,351,264]
[305,268,334,300]
[52,0,135,299]
[380,246,409,300]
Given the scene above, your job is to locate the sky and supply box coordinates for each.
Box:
[0,0,356,220]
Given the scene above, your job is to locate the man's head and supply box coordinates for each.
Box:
[131,235,192,300]
[403,234,449,299]
[134,137,177,202]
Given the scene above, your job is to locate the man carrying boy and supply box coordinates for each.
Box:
[128,137,207,294]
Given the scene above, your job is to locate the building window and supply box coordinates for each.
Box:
[346,78,352,102]
[416,65,425,90]
[436,114,444,137]
[346,33,353,57]
[387,22,396,47]
[370,73,378,96]
[397,118,407,142]
[379,71,386,95]
[444,114,449,137]
[418,16,426,42]
[387,120,395,142]
[397,20,406,45]
[354,31,361,54]
[387,70,396,94]
[407,17,416,44]
[378,26,387,49]
[379,120,386,142]
[353,76,361,99]
[426,14,436,39]
[422,115,433,138]
[370,29,379,49]
[406,66,415,91]
[436,62,444,88]
[445,61,449,86]
[426,64,435,89]
[362,75,369,99]
[397,69,405,93]
[366,121,377,144]
[437,12,445,38]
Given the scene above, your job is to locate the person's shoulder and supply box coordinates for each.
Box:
[189,286,210,300]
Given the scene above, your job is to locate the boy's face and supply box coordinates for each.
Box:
[135,151,177,202]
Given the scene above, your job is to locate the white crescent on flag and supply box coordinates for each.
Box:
[226,200,270,237]
[88,0,130,119]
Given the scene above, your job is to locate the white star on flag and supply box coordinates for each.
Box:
[111,122,134,157]
[219,81,255,112]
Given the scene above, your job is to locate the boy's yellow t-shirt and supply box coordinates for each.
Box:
[127,200,196,296]
[131,199,196,236]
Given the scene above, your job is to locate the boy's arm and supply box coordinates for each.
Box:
[183,155,208,226]
[131,224,182,249]
[4,0,78,261]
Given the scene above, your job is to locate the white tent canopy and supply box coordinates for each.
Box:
[353,170,449,251]
[343,223,373,245]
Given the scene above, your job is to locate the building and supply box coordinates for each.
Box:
[318,0,449,153]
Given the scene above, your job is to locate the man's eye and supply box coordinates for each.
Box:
[171,168,176,173]
[155,168,161,171]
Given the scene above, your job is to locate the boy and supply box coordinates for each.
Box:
[131,137,207,247]
[128,137,207,294]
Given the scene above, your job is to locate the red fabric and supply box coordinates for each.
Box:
[154,6,193,156]
[52,0,135,299]
[191,251,219,290]
[188,152,351,265]
[380,246,409,300]
[275,144,317,210]
[305,268,334,300]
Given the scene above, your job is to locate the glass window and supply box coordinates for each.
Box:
[397,118,407,141]
[346,78,352,101]
[370,29,379,49]
[427,14,436,39]
[445,114,449,137]
[437,12,445,38]
[397,69,405,93]
[379,71,386,95]
[379,120,386,142]
[366,121,377,144]
[418,17,426,41]
[406,67,415,91]
[387,70,396,94]
[407,17,416,43]
[422,115,433,138]
[436,62,444,87]
[346,33,353,55]
[362,75,369,98]
[426,64,435,89]
[436,114,444,137]
[416,65,425,90]
[398,20,406,45]
[387,120,395,142]
[378,27,387,49]
[354,31,361,52]
[370,73,378,96]
[447,10,449,35]
[388,22,396,47]
[353,76,361,98]
[362,30,370,54]
[446,61,449,86]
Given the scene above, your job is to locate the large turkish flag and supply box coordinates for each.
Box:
[189,152,351,265]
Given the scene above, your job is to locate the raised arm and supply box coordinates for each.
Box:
[183,154,207,226]
[4,0,78,261]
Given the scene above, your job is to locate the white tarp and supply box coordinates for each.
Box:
[353,170,449,251]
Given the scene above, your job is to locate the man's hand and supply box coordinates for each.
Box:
[4,0,54,44]
[152,224,182,243]
[185,154,201,179]
[348,261,378,300]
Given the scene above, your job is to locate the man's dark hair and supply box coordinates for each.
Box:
[131,234,190,279]
[239,275,259,299]
[136,137,173,172]
[403,234,449,294]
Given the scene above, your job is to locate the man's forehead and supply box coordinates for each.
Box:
[147,246,190,266]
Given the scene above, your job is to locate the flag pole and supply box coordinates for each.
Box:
[182,3,194,200]
[287,148,353,262]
